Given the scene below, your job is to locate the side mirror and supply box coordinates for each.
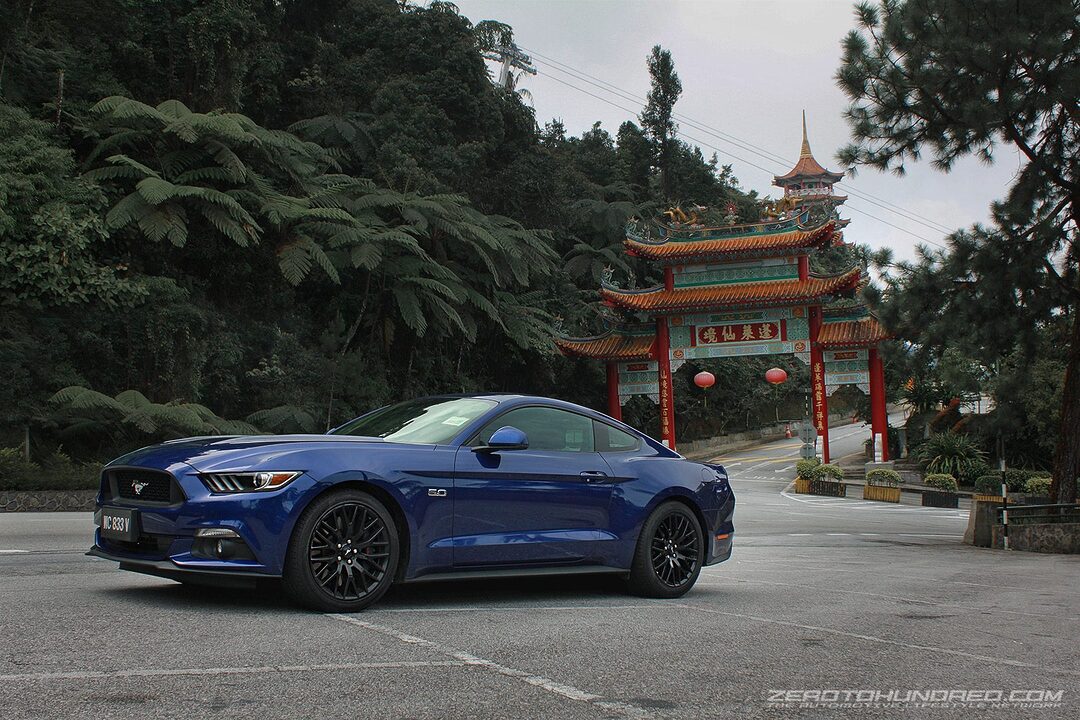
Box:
[474,426,529,453]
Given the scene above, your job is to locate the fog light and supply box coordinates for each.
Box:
[195,527,240,539]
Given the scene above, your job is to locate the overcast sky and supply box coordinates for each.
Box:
[452,0,1021,262]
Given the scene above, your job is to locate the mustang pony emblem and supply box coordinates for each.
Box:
[131,481,149,495]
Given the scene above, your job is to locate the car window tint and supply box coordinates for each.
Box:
[595,421,640,452]
[476,407,595,453]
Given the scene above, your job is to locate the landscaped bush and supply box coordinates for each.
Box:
[924,473,958,492]
[974,474,1004,495]
[0,448,101,491]
[812,463,844,481]
[1025,475,1052,495]
[796,458,820,480]
[917,432,987,481]
[959,460,991,486]
[866,468,901,487]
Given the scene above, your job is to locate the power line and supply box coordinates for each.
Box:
[521,45,957,239]
[537,70,947,248]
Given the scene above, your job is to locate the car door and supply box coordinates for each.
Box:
[452,406,615,568]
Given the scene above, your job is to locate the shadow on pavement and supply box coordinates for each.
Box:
[92,571,651,613]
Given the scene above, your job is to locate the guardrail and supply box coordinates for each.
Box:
[997,503,1080,525]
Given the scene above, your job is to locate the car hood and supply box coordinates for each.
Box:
[108,434,430,473]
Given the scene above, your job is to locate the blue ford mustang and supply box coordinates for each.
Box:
[90,395,735,611]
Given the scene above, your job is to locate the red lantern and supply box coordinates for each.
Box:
[765,367,788,385]
[694,371,716,389]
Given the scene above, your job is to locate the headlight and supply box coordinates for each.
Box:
[200,471,301,493]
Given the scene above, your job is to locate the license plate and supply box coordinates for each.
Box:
[100,507,139,542]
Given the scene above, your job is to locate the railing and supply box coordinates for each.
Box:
[997,504,1080,525]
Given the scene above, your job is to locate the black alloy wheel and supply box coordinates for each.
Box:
[284,489,399,612]
[627,501,704,598]
[309,502,391,601]
[650,512,700,588]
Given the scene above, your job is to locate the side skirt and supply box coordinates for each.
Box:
[404,565,629,584]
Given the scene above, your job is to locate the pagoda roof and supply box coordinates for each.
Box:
[773,112,844,185]
[818,316,891,348]
[626,219,837,263]
[554,328,655,360]
[600,267,863,315]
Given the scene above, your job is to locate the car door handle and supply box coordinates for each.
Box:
[580,471,609,483]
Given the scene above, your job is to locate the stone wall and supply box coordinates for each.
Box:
[0,490,97,512]
[992,523,1080,554]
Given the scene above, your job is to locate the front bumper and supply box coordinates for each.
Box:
[92,464,324,577]
[87,545,270,587]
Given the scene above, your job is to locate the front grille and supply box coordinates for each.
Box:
[108,468,182,504]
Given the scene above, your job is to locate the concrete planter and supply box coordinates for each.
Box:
[972,493,1004,503]
[1010,493,1052,506]
[794,477,811,494]
[0,489,97,512]
[863,484,900,503]
[922,490,959,508]
[809,479,846,497]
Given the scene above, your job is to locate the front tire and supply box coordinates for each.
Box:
[627,501,703,598]
[283,489,399,612]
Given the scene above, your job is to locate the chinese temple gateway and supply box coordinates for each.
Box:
[555,117,891,462]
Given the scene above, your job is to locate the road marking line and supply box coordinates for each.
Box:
[859,533,880,536]
[826,533,851,536]
[674,604,1080,677]
[0,549,29,554]
[331,614,650,718]
[0,660,465,682]
[787,533,812,537]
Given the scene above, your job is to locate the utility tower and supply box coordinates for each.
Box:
[481,43,536,91]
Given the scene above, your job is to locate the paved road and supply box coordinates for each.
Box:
[1,427,1077,719]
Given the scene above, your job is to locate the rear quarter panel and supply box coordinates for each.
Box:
[601,454,733,568]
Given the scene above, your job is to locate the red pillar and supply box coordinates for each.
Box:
[809,306,830,463]
[606,362,622,422]
[797,255,809,281]
[869,347,889,461]
[656,317,676,450]
[663,266,674,291]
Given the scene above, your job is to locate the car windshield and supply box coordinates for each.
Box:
[330,397,497,445]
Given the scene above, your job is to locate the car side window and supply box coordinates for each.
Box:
[594,421,640,452]
[474,407,595,453]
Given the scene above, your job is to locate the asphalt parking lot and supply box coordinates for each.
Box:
[1,423,1078,719]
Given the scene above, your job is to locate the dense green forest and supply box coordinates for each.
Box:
[5,0,1073,503]
[1,0,827,467]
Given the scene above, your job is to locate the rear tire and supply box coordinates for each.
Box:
[283,489,399,612]
[627,501,703,598]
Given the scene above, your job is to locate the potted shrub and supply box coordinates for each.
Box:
[922,473,959,508]
[794,458,819,494]
[1022,474,1052,505]
[809,463,846,497]
[864,468,901,503]
[973,474,1004,503]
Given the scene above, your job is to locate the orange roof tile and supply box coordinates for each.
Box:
[626,221,837,262]
[554,331,655,360]
[601,268,863,314]
[818,317,891,348]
